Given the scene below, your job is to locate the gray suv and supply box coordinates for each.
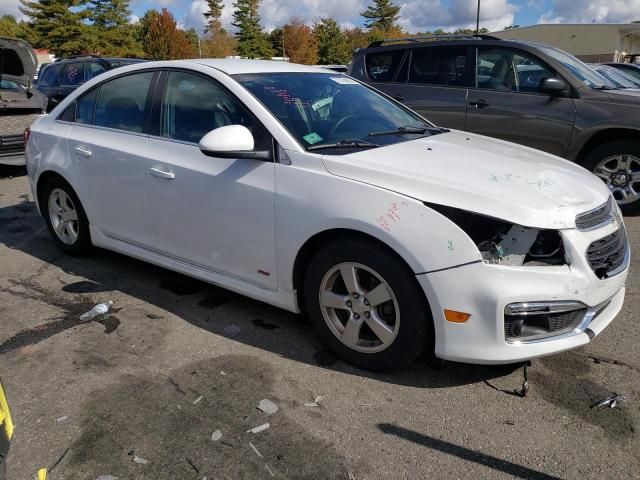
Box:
[349,36,640,213]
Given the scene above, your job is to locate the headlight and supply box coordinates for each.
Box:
[425,203,566,267]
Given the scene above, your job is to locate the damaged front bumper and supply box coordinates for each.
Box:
[418,221,629,364]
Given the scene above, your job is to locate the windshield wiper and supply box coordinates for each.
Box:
[368,125,449,137]
[307,139,380,151]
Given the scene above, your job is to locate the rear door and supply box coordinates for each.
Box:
[465,46,576,157]
[397,46,470,129]
[66,70,158,247]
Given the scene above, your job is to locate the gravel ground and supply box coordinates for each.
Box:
[0,167,639,480]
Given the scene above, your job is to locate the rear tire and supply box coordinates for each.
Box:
[583,139,640,215]
[303,238,432,371]
[41,176,93,255]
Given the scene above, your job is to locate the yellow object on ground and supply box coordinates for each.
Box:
[0,380,13,440]
[35,468,48,480]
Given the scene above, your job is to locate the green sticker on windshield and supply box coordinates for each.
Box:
[303,132,323,144]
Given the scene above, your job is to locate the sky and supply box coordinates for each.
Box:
[3,0,640,33]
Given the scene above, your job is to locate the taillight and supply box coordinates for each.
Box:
[23,127,31,145]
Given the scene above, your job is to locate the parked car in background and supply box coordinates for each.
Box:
[349,36,640,212]
[589,64,640,90]
[0,379,13,480]
[36,55,147,111]
[0,37,48,166]
[603,62,640,82]
[25,60,628,370]
[318,65,349,73]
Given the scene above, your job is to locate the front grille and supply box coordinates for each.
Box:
[587,228,627,279]
[504,307,587,341]
[576,198,614,231]
[0,134,24,156]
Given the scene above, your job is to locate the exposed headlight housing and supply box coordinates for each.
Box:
[425,203,566,267]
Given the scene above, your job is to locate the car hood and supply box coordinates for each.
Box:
[321,130,610,229]
[0,37,37,87]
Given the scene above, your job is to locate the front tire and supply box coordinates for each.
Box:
[583,139,640,215]
[303,238,432,371]
[41,176,93,255]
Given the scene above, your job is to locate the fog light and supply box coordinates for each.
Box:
[504,301,587,342]
[444,309,471,323]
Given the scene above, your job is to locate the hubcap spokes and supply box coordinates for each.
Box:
[48,188,79,245]
[319,262,400,353]
[594,154,640,205]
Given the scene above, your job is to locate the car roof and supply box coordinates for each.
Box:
[177,59,334,75]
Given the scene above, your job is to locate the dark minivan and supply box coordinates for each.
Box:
[349,36,640,212]
[37,55,146,111]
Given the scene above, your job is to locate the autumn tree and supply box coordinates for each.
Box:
[282,17,317,65]
[20,0,91,56]
[360,0,401,32]
[142,8,195,60]
[313,18,350,65]
[344,27,370,52]
[232,0,272,58]
[200,0,235,57]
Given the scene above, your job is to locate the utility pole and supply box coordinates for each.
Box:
[475,0,481,36]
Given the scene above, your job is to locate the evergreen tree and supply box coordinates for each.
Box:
[20,0,91,56]
[313,18,351,65]
[203,0,224,34]
[87,0,142,56]
[267,27,283,57]
[231,0,272,58]
[360,0,400,32]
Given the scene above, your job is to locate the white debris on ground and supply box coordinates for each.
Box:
[304,395,324,407]
[132,456,149,465]
[223,324,241,336]
[220,371,226,376]
[246,423,270,434]
[257,399,278,415]
[211,430,222,441]
[96,476,119,480]
[80,300,114,321]
[55,416,68,422]
[265,464,275,477]
[249,442,263,458]
[192,395,203,404]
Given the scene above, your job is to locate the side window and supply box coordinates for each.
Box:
[409,47,467,86]
[365,50,405,82]
[38,64,60,87]
[160,71,271,149]
[60,63,85,86]
[59,103,75,122]
[85,62,107,81]
[77,88,98,124]
[476,48,556,93]
[94,72,154,133]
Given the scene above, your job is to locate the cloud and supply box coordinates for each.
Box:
[399,0,518,32]
[0,0,27,21]
[540,0,640,23]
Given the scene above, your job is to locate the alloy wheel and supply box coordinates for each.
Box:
[48,188,79,245]
[318,262,400,353]
[593,154,640,205]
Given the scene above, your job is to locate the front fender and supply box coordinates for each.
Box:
[275,156,482,292]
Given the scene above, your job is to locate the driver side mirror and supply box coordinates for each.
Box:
[199,125,272,161]
[539,77,567,96]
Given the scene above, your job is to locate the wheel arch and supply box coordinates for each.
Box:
[36,170,76,213]
[575,128,640,165]
[292,228,432,316]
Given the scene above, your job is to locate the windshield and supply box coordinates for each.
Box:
[592,65,640,89]
[537,45,616,89]
[234,72,433,153]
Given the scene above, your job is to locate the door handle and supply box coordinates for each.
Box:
[74,146,92,157]
[469,99,490,109]
[149,167,175,179]
[392,94,405,101]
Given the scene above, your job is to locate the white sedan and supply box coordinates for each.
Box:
[25,60,629,370]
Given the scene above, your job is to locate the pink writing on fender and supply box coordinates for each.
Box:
[376,201,410,232]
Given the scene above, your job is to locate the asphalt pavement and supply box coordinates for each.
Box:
[0,167,638,479]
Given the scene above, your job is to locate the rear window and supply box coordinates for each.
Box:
[365,50,405,82]
[61,63,85,86]
[409,47,467,86]
[38,64,61,87]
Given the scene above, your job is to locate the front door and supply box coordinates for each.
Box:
[465,46,576,157]
[67,70,156,246]
[145,70,277,289]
